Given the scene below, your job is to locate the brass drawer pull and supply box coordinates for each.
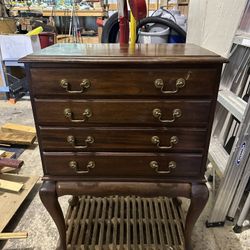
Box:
[69,160,95,174]
[153,108,182,123]
[60,79,90,93]
[67,135,94,149]
[154,78,185,94]
[150,161,176,174]
[64,108,92,123]
[151,136,178,149]
[154,71,191,94]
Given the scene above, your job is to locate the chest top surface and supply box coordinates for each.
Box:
[21,43,226,64]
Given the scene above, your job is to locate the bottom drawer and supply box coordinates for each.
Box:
[43,152,203,178]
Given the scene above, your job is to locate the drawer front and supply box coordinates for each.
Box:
[34,99,212,127]
[42,152,203,177]
[40,127,207,152]
[30,68,218,97]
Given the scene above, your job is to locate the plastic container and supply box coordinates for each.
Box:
[138,26,170,44]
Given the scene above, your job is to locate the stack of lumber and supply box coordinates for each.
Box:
[0,123,36,146]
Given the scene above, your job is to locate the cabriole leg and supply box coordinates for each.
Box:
[184,183,209,250]
[39,181,66,250]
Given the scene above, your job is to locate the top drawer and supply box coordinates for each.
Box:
[30,68,218,98]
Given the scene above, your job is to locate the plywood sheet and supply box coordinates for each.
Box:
[0,174,39,232]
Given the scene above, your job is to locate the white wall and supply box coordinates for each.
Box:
[187,0,248,57]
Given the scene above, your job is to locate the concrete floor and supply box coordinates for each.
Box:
[0,99,249,250]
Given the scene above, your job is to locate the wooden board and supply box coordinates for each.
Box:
[0,151,17,173]
[0,232,28,240]
[0,150,5,157]
[3,152,15,158]
[0,178,23,192]
[1,123,36,137]
[0,132,36,145]
[0,174,39,232]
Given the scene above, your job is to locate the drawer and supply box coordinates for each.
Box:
[42,152,203,177]
[39,127,207,152]
[30,68,218,97]
[34,99,212,127]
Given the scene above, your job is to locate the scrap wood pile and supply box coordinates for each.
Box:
[0,123,38,240]
[0,123,36,192]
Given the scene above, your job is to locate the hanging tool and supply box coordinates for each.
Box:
[130,11,136,46]
[118,0,147,45]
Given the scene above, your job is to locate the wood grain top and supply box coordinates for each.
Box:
[21,43,227,64]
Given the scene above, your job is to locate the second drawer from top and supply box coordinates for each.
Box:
[34,99,212,127]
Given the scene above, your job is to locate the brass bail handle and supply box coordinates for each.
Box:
[151,135,178,149]
[149,161,176,174]
[154,71,191,94]
[153,108,182,123]
[64,108,92,123]
[60,79,91,93]
[67,135,94,149]
[69,160,95,174]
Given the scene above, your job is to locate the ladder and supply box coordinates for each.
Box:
[233,180,250,233]
[206,36,250,227]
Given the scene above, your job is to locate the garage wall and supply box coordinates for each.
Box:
[187,0,248,57]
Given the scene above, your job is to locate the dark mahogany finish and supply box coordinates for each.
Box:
[34,99,212,126]
[22,43,226,250]
[43,152,203,177]
[30,68,218,97]
[39,127,207,152]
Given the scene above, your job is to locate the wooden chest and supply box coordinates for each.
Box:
[22,43,226,250]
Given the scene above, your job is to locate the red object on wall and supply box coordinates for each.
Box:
[119,0,129,44]
[96,17,103,27]
[39,32,55,49]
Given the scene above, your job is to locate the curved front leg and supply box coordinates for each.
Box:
[184,183,209,250]
[39,181,66,250]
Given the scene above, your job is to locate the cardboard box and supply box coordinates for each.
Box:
[0,35,41,61]
[0,18,16,34]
